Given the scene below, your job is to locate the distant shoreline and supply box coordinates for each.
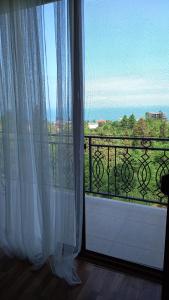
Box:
[84,105,169,121]
[47,105,169,122]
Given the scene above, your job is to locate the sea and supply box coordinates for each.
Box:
[84,105,169,121]
[47,105,169,122]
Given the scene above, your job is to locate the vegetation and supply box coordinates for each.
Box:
[84,114,169,206]
[84,114,169,138]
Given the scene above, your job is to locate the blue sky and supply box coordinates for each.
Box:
[44,1,169,111]
[84,0,169,109]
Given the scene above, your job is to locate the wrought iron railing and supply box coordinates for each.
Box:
[84,135,169,206]
[48,133,74,189]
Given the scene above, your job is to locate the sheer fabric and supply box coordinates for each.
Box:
[0,0,84,285]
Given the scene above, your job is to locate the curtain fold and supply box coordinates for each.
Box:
[0,0,83,285]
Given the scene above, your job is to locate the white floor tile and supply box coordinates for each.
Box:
[85,195,166,269]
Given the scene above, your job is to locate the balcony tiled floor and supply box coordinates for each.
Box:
[85,195,167,269]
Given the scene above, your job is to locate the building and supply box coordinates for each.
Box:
[88,122,99,129]
[146,111,167,120]
[97,120,106,126]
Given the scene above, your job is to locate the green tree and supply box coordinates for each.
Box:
[159,121,168,138]
[121,115,128,128]
[128,114,136,129]
[133,118,148,137]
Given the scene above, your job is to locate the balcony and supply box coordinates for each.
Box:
[84,135,169,270]
[48,134,168,269]
[85,195,166,269]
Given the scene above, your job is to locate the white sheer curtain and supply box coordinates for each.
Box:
[0,0,84,285]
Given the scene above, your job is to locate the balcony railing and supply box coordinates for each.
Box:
[1,132,168,206]
[84,135,169,206]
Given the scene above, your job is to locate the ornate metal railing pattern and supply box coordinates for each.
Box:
[84,135,169,205]
[48,133,74,189]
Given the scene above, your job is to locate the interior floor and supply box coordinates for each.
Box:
[0,251,162,300]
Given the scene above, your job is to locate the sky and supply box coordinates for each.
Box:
[84,0,169,109]
[44,0,169,113]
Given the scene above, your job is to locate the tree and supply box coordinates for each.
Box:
[133,118,148,137]
[128,114,136,129]
[121,115,128,128]
[159,121,168,138]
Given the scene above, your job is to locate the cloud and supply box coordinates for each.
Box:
[85,76,169,108]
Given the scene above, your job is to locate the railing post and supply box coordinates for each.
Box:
[114,147,117,195]
[107,146,110,195]
[161,174,169,300]
[89,136,92,193]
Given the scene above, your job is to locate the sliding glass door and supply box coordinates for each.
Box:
[83,0,169,272]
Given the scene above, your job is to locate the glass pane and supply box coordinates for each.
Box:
[84,0,169,270]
